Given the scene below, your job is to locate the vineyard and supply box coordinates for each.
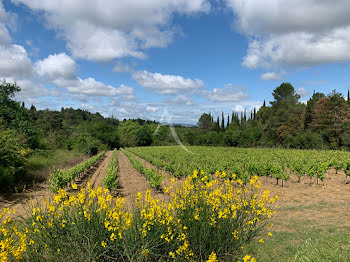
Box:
[2,146,350,261]
[126,146,350,185]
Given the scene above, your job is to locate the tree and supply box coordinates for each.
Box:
[304,92,325,129]
[137,126,153,146]
[271,83,300,106]
[221,112,225,131]
[197,113,213,131]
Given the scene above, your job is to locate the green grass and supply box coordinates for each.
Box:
[26,150,86,172]
[246,203,350,261]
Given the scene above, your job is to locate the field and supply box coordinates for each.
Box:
[1,146,350,261]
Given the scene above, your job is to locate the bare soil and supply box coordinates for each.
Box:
[117,151,168,209]
[260,169,350,230]
[89,151,113,190]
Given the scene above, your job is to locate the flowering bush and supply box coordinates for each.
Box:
[0,171,277,261]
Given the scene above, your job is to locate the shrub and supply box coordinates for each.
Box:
[0,129,27,191]
[0,171,277,261]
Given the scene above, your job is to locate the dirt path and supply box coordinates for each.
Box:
[117,151,167,208]
[89,151,113,190]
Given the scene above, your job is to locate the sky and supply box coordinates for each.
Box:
[1,0,350,125]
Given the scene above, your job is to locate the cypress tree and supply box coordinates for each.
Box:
[263,100,266,107]
[253,107,257,120]
[221,111,225,131]
[216,116,220,131]
[227,114,230,128]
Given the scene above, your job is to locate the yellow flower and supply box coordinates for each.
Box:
[268,232,273,237]
[57,249,61,254]
[243,255,251,262]
[259,238,264,243]
[169,251,175,258]
[71,182,78,190]
[101,241,107,248]
[141,248,149,257]
[207,251,218,262]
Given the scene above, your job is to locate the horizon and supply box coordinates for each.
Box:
[1,0,350,124]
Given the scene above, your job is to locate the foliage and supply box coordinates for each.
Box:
[0,128,27,191]
[49,151,105,191]
[0,173,276,261]
[127,146,350,185]
[137,126,153,146]
[103,149,119,189]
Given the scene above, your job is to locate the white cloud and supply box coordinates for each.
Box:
[260,71,284,81]
[0,1,7,22]
[0,24,11,44]
[296,87,310,98]
[146,105,158,112]
[33,52,136,98]
[34,53,76,80]
[13,0,210,62]
[112,61,134,73]
[225,0,350,68]
[167,94,194,106]
[0,45,32,78]
[205,83,249,102]
[132,70,204,95]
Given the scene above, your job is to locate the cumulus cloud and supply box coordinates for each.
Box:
[296,87,310,98]
[260,71,285,81]
[225,0,350,68]
[166,94,194,106]
[132,70,204,95]
[34,53,76,80]
[13,0,210,62]
[0,44,32,77]
[33,52,136,99]
[205,83,249,102]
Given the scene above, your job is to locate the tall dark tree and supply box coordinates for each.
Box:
[221,112,225,131]
[216,116,220,132]
[227,114,230,128]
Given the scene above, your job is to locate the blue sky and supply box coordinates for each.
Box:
[1,0,350,124]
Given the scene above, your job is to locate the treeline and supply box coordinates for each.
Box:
[195,83,350,150]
